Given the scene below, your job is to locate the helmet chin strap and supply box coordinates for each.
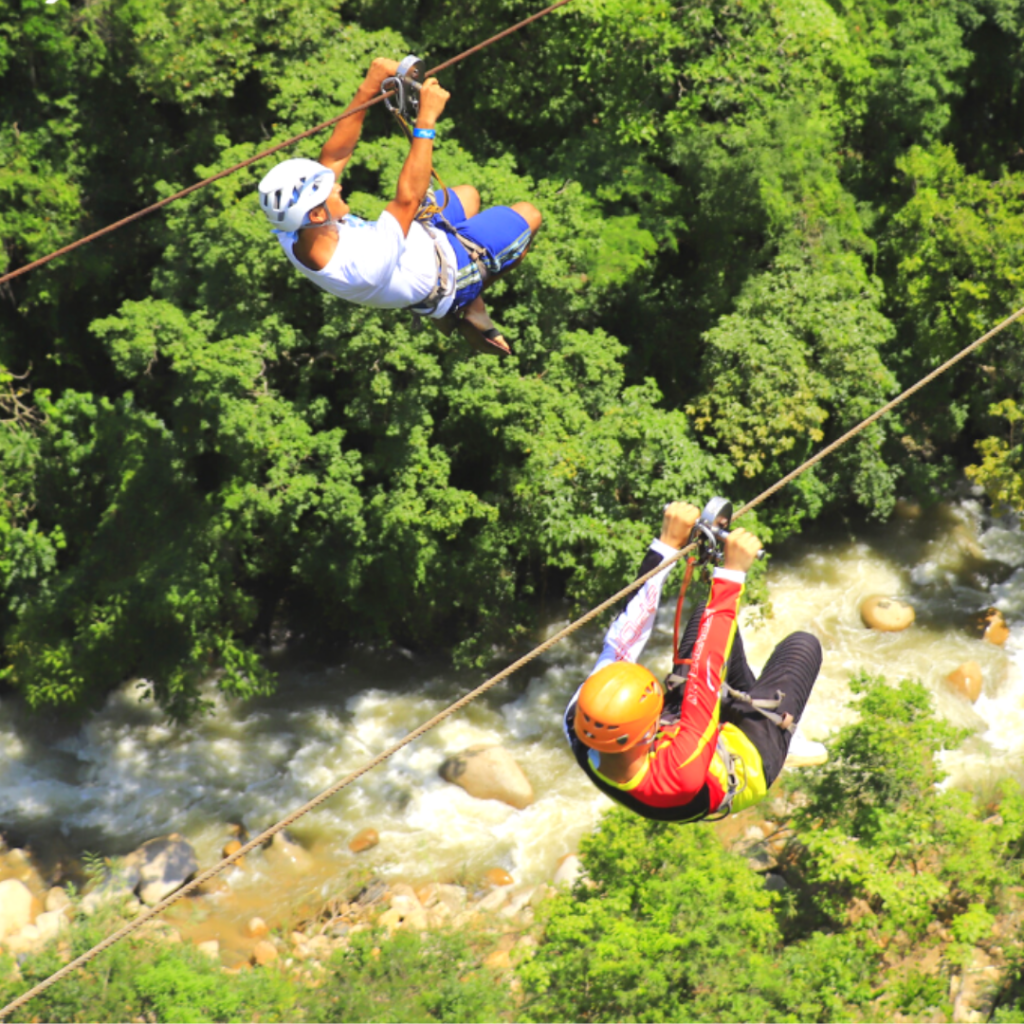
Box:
[301,201,341,232]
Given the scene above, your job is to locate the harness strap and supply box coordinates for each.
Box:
[671,556,697,667]
[720,682,795,732]
[408,194,497,317]
[704,735,745,821]
[407,217,456,316]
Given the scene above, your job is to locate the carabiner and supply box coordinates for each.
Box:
[382,55,426,122]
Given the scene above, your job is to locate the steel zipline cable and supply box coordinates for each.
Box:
[0,0,578,288]
[2,290,1023,1021]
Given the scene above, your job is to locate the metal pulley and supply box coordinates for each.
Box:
[382,55,426,122]
[689,496,765,567]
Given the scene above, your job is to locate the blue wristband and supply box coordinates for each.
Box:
[413,128,436,140]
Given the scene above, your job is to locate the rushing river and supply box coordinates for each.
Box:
[1,496,1021,928]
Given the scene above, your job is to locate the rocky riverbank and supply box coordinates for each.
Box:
[0,819,583,976]
[2,777,1022,1024]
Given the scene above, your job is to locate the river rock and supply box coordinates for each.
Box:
[0,879,35,940]
[733,826,779,872]
[82,856,141,915]
[438,746,534,810]
[434,884,467,917]
[128,835,198,906]
[197,939,220,960]
[381,885,427,932]
[6,924,42,955]
[245,916,269,939]
[860,595,915,632]
[483,948,512,971]
[354,878,388,907]
[2,849,44,893]
[81,890,141,917]
[252,940,278,966]
[500,887,536,918]
[553,854,582,889]
[348,828,379,854]
[417,883,439,907]
[893,498,922,521]
[984,609,1011,646]
[947,662,983,703]
[222,839,245,867]
[427,905,451,928]
[476,887,509,914]
[266,831,312,871]
[44,887,70,914]
[484,868,514,888]
[34,909,69,944]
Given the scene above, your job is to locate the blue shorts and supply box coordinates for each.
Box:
[425,190,532,309]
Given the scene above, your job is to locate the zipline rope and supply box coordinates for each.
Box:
[0,0,577,288]
[3,291,1022,1022]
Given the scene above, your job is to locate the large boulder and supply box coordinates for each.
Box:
[947,662,983,703]
[860,596,915,632]
[265,831,312,871]
[0,879,35,941]
[439,746,534,810]
[127,834,198,906]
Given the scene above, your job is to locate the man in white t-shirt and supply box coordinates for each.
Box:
[258,58,542,356]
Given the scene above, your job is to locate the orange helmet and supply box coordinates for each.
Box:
[574,663,664,753]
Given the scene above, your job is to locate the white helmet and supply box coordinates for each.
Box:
[257,158,336,232]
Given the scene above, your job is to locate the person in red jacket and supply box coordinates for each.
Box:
[564,502,824,822]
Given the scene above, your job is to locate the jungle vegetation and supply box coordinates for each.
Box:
[2,0,1024,717]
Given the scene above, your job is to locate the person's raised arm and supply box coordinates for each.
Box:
[587,501,700,675]
[319,58,399,179]
[384,78,449,237]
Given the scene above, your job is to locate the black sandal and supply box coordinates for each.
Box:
[456,318,511,356]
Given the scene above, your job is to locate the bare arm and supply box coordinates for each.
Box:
[318,58,398,179]
[384,78,449,237]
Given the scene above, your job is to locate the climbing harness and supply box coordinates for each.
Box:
[665,497,792,733]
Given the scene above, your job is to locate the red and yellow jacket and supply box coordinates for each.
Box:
[564,541,756,821]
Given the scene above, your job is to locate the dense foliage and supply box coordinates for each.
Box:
[2,0,1024,715]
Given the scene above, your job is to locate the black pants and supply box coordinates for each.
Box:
[676,602,823,788]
